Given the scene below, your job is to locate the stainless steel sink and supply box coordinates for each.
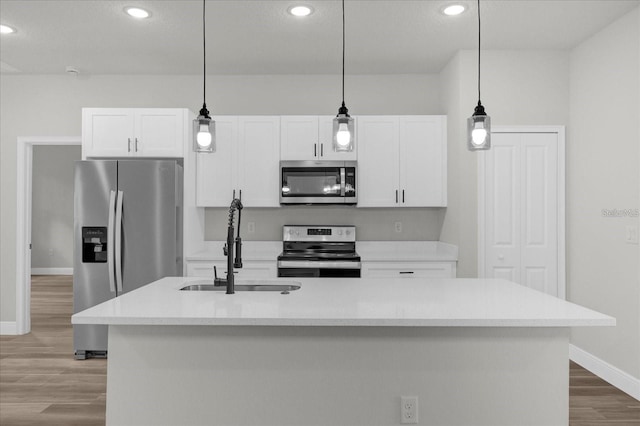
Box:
[180,280,301,293]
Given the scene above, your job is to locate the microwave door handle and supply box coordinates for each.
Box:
[340,168,346,196]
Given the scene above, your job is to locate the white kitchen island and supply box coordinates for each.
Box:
[72,277,614,426]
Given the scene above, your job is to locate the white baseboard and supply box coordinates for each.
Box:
[570,344,640,400]
[31,267,73,275]
[0,321,18,335]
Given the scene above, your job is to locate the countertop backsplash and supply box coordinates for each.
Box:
[204,207,445,241]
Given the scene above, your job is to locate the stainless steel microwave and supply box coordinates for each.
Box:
[280,161,357,205]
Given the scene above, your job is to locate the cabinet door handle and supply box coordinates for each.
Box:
[399,271,414,275]
[314,143,317,157]
[395,190,398,203]
[135,138,139,152]
[127,138,131,153]
[402,189,405,203]
[321,143,324,157]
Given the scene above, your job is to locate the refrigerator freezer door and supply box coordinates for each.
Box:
[73,160,117,358]
[117,160,182,293]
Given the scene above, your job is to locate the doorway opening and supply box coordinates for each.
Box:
[15,137,81,334]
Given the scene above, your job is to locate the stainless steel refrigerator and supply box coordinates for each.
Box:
[73,160,183,359]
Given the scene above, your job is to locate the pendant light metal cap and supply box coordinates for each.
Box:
[198,103,211,119]
[472,101,487,117]
[336,101,350,118]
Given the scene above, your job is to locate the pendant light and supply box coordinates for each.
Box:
[333,0,354,152]
[193,0,215,153]
[467,0,490,151]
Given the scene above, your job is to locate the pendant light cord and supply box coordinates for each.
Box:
[477,0,481,104]
[341,0,345,105]
[202,0,206,105]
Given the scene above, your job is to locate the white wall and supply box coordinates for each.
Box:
[439,50,570,277]
[0,73,440,322]
[31,145,81,270]
[568,8,640,379]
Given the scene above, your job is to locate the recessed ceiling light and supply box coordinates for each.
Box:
[442,4,467,16]
[125,7,150,19]
[288,5,313,17]
[0,24,16,34]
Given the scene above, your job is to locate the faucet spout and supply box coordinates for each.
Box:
[218,197,243,294]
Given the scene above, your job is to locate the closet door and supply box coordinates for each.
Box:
[480,130,563,298]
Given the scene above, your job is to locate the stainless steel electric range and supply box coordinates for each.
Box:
[277,225,361,278]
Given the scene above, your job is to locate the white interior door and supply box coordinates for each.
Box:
[480,128,565,298]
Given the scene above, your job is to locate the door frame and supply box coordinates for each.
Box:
[15,136,81,334]
[477,126,566,299]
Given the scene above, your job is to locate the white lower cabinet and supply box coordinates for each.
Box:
[186,261,277,279]
[362,262,456,278]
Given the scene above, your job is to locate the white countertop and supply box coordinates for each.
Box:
[72,277,614,328]
[186,241,458,262]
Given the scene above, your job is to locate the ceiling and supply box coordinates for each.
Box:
[1,0,638,75]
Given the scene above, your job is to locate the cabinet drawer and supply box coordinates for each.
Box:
[362,262,455,278]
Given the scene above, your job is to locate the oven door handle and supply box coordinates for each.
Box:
[340,167,346,196]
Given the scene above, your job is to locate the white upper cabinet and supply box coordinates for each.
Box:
[196,116,280,208]
[280,116,357,161]
[82,108,186,158]
[357,115,447,207]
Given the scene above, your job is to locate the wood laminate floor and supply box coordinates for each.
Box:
[1,275,638,425]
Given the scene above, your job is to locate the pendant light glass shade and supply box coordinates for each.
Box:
[333,0,354,152]
[194,0,215,153]
[467,102,490,150]
[193,105,215,153]
[333,103,354,152]
[467,0,491,152]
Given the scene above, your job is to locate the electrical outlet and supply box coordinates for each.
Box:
[626,226,638,244]
[48,248,54,257]
[247,222,255,234]
[400,396,418,424]
[395,222,402,233]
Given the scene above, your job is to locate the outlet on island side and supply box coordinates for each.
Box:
[247,222,255,234]
[395,222,402,233]
[400,396,418,424]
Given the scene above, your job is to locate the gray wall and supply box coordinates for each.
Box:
[568,8,640,379]
[31,145,81,269]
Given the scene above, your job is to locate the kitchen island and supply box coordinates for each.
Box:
[72,277,614,426]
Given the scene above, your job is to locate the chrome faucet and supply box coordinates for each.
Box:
[213,197,243,294]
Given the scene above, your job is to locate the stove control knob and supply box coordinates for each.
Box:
[346,230,351,236]
[289,229,294,235]
[295,231,300,236]
[337,230,343,235]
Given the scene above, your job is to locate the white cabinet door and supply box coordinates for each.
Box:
[357,116,400,207]
[135,109,184,157]
[83,108,134,157]
[237,116,280,207]
[83,108,186,158]
[481,131,560,297]
[362,262,456,278]
[280,116,319,160]
[399,116,447,207]
[280,116,357,161]
[196,117,238,207]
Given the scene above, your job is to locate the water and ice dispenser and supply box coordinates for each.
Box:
[81,227,108,263]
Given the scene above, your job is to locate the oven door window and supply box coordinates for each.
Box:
[281,167,341,197]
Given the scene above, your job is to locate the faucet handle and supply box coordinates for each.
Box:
[213,266,218,279]
[223,243,228,256]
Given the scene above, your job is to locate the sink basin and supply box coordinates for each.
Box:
[180,280,301,293]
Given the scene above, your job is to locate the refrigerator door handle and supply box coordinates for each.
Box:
[115,190,124,294]
[107,190,117,293]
